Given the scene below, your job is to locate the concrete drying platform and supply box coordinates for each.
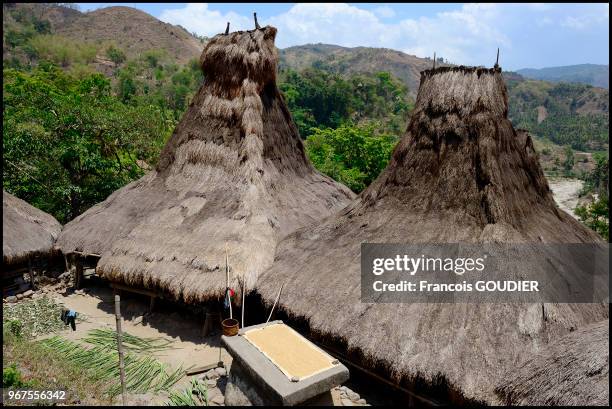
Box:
[222,320,349,405]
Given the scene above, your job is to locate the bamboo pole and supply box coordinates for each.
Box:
[241,279,246,328]
[114,294,127,405]
[225,244,232,319]
[266,282,284,323]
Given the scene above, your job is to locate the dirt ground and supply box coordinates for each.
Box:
[39,284,232,404]
[548,177,584,219]
[31,282,376,406]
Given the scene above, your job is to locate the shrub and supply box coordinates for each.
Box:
[106,45,126,65]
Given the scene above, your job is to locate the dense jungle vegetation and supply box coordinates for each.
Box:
[2,3,608,239]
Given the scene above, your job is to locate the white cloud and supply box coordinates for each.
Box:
[158,3,251,37]
[266,3,512,65]
[157,3,609,68]
[270,3,387,47]
[373,6,396,19]
[561,8,609,30]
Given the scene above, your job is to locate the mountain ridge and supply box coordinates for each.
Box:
[517,64,609,89]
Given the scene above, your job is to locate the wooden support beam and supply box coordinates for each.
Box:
[202,311,221,337]
[74,258,83,290]
[67,250,101,258]
[110,282,158,298]
[28,258,36,290]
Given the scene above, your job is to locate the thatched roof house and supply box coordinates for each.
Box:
[256,66,608,404]
[56,25,354,302]
[3,191,62,266]
[495,320,609,406]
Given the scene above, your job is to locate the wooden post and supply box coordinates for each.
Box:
[28,258,36,290]
[114,294,127,405]
[149,295,156,313]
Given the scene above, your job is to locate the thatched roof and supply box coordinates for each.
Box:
[256,66,608,404]
[56,26,354,303]
[495,319,609,406]
[3,191,62,265]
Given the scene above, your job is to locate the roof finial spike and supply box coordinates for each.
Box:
[495,48,500,69]
[225,22,230,35]
[254,12,260,29]
[432,52,436,70]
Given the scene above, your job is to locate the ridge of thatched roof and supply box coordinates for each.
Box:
[495,320,609,406]
[3,191,62,265]
[56,25,354,303]
[256,66,607,404]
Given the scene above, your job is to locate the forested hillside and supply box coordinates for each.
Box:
[2,3,410,219]
[2,3,608,238]
[518,64,609,89]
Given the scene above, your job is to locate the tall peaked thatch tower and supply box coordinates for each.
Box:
[256,66,608,404]
[56,26,354,302]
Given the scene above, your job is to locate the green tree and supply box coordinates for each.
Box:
[3,64,172,222]
[575,197,609,241]
[305,124,397,192]
[563,146,574,176]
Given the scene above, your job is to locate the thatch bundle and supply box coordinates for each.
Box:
[56,26,354,302]
[256,66,608,403]
[3,191,62,265]
[496,320,609,406]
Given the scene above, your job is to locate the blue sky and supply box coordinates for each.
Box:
[76,3,609,70]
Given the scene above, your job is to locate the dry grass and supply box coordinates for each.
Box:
[3,190,62,266]
[495,320,609,406]
[256,67,608,404]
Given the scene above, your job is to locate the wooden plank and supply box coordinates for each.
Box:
[185,361,223,376]
[110,282,158,298]
[67,250,101,258]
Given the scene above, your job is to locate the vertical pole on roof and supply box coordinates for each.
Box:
[433,52,436,70]
[225,244,232,319]
[114,294,127,405]
[266,282,284,323]
[241,279,246,328]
